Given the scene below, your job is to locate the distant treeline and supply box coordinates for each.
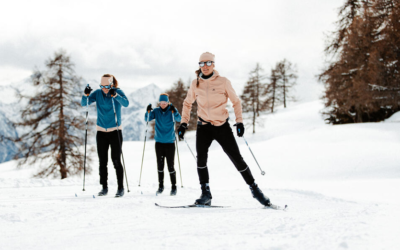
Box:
[319,0,400,124]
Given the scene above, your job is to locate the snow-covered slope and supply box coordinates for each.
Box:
[0,100,399,250]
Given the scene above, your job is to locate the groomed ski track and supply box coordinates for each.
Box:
[1,101,400,250]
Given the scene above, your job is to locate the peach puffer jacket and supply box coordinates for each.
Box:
[182,70,243,126]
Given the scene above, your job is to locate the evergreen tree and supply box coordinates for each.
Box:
[240,63,269,133]
[14,50,92,179]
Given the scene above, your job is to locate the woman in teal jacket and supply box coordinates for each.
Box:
[145,93,181,196]
[82,74,129,197]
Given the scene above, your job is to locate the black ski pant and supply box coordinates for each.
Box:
[155,142,176,187]
[196,121,255,185]
[96,130,124,189]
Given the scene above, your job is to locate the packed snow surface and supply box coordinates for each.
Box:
[1,100,399,250]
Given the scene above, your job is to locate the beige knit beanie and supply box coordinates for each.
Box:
[199,52,215,62]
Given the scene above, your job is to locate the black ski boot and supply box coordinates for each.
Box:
[195,184,212,205]
[249,183,271,206]
[170,185,177,196]
[156,184,164,196]
[115,188,124,198]
[98,187,108,196]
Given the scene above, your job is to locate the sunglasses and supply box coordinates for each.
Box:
[199,61,214,67]
[99,84,112,89]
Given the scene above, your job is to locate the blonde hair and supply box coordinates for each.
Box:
[102,74,119,88]
[160,93,169,97]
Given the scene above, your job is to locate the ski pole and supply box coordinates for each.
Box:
[171,109,183,188]
[183,137,196,162]
[242,135,265,176]
[138,106,150,186]
[83,84,89,191]
[179,129,196,162]
[111,97,130,192]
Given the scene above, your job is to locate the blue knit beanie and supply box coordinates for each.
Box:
[159,95,169,103]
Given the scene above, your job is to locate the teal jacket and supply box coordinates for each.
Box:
[145,106,181,143]
[81,89,129,130]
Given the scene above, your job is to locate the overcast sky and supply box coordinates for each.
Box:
[0,0,344,102]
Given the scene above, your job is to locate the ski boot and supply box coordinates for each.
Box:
[195,183,212,205]
[115,188,124,198]
[170,185,177,196]
[249,183,271,206]
[156,185,164,196]
[98,187,108,196]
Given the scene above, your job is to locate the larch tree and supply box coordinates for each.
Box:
[240,63,269,133]
[275,59,298,108]
[264,68,281,113]
[319,0,400,124]
[150,78,198,139]
[14,50,93,179]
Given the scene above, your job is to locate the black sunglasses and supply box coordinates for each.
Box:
[99,84,112,89]
[199,61,214,67]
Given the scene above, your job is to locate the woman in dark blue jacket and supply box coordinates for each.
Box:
[82,74,129,197]
[145,94,181,195]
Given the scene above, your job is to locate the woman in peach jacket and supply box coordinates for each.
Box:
[177,52,272,207]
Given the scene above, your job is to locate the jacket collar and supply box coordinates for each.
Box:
[199,70,219,81]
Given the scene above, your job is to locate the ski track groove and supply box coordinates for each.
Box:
[0,184,392,250]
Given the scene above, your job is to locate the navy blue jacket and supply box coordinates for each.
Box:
[81,89,129,130]
[145,106,181,143]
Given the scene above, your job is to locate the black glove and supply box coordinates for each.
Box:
[84,85,92,96]
[178,123,188,139]
[109,88,117,97]
[169,104,177,112]
[146,104,153,112]
[234,123,245,137]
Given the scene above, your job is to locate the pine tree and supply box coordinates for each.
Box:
[240,63,269,133]
[14,50,92,179]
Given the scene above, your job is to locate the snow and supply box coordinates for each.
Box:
[1,100,400,250]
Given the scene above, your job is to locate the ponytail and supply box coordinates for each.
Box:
[195,68,201,87]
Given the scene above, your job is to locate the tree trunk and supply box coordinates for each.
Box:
[283,75,287,108]
[252,109,256,134]
[58,64,67,179]
[271,81,276,113]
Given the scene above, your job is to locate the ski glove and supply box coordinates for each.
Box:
[234,123,245,137]
[84,85,92,96]
[109,88,117,97]
[169,104,177,113]
[146,104,153,112]
[178,123,188,139]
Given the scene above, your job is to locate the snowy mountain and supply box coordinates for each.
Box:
[0,81,163,164]
[0,100,399,250]
[122,83,162,141]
